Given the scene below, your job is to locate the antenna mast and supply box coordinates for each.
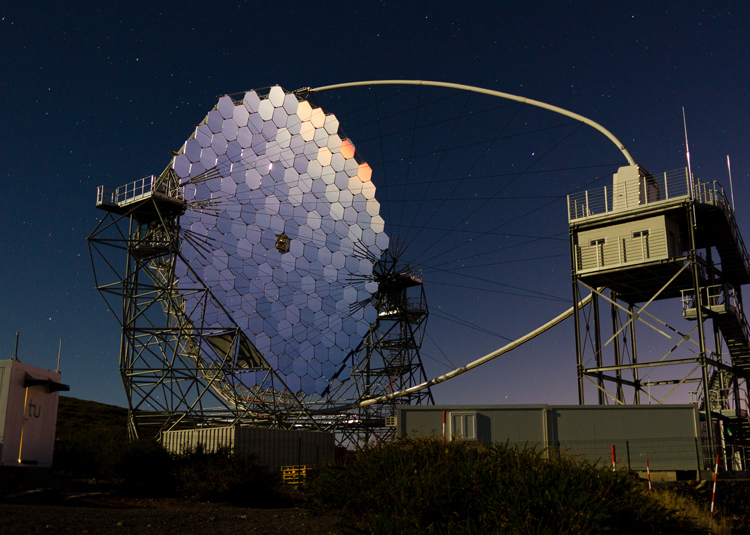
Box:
[727,155,736,212]
[682,108,697,228]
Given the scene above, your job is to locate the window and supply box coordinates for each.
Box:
[449,412,477,441]
[589,238,606,268]
[632,230,650,259]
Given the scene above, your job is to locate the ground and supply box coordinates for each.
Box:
[0,486,341,535]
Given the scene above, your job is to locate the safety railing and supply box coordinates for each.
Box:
[696,180,750,275]
[96,185,118,206]
[681,284,730,316]
[568,168,691,222]
[681,284,750,345]
[96,174,184,208]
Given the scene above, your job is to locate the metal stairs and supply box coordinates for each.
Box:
[683,285,750,376]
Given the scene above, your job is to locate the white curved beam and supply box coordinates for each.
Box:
[353,290,595,408]
[310,290,596,413]
[309,80,636,166]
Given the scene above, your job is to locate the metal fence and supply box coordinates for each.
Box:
[568,169,691,222]
[503,436,750,474]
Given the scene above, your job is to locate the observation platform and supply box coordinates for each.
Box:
[569,167,750,302]
[96,175,186,223]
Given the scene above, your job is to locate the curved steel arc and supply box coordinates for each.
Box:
[308,80,636,166]
[317,289,596,412]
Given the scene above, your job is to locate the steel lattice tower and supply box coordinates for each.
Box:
[569,164,750,466]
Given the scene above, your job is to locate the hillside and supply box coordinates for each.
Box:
[56,395,129,441]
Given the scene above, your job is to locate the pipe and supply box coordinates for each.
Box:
[350,289,598,409]
[308,80,636,166]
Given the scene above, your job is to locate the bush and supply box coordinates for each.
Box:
[54,431,280,504]
[172,445,280,504]
[307,437,705,534]
[54,428,174,492]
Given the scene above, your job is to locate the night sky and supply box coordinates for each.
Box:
[2,2,749,408]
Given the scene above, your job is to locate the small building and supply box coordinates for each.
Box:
[576,214,684,273]
[395,404,701,472]
[0,359,69,467]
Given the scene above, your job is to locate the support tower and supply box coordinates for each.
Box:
[569,165,750,464]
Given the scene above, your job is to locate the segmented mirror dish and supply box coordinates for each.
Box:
[171,86,388,396]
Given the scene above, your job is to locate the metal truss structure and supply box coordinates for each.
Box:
[333,248,434,448]
[569,166,750,463]
[88,169,432,443]
[88,168,303,438]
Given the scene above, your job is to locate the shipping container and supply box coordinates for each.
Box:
[161,425,335,471]
[397,404,700,471]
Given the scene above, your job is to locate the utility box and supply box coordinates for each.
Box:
[611,164,661,212]
[0,359,69,467]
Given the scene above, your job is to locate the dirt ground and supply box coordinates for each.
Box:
[0,485,342,535]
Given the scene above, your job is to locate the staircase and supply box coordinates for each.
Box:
[725,412,750,449]
[682,285,750,376]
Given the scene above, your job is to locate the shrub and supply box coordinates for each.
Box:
[54,428,174,492]
[54,427,132,480]
[307,437,705,534]
[172,445,281,505]
[54,431,282,504]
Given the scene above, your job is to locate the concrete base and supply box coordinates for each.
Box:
[637,471,678,482]
[697,469,750,480]
[640,470,750,482]
[636,470,699,482]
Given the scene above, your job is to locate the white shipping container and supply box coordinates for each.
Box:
[161,425,335,471]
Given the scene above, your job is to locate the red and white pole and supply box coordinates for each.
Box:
[711,453,719,519]
[646,460,652,495]
[611,444,616,471]
[442,410,446,443]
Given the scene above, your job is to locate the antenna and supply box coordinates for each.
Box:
[727,155,735,212]
[56,339,62,373]
[682,108,697,228]
[14,331,20,362]
[682,108,693,190]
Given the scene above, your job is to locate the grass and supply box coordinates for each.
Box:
[50,398,730,531]
[307,437,709,534]
[652,488,731,535]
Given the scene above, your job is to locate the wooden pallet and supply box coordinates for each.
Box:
[281,465,318,485]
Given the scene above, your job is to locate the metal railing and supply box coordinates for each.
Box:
[96,174,184,208]
[681,284,750,348]
[568,168,691,222]
[696,180,750,274]
[567,168,740,222]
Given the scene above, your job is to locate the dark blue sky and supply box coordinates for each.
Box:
[2,1,748,407]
